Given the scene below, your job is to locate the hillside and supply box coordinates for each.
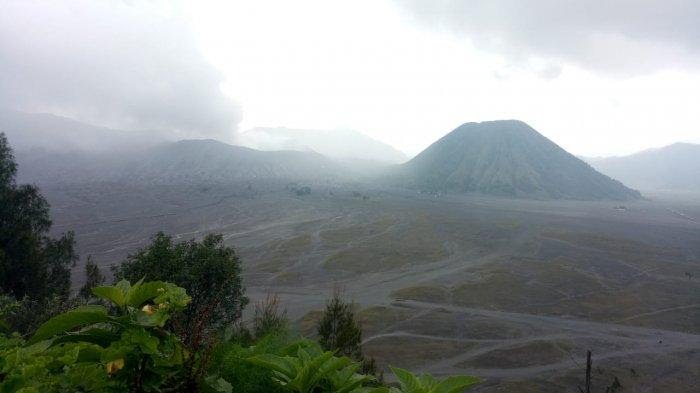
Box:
[588,143,700,191]
[241,127,407,164]
[123,139,342,183]
[16,139,343,185]
[396,120,641,200]
[0,108,173,152]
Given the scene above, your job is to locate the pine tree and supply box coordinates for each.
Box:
[317,291,362,359]
[79,257,105,299]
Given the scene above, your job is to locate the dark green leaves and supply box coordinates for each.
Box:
[390,366,480,393]
[31,305,108,343]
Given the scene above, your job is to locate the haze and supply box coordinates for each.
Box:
[2,2,700,391]
[2,0,699,158]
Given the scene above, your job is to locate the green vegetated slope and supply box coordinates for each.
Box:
[398,120,641,200]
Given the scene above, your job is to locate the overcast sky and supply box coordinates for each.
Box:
[2,1,700,156]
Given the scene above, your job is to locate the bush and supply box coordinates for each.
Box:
[113,232,248,350]
[387,366,481,393]
[252,294,288,340]
[1,294,81,336]
[0,279,482,392]
[247,339,375,393]
[0,279,193,392]
[207,334,289,393]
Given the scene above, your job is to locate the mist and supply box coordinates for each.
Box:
[0,0,240,143]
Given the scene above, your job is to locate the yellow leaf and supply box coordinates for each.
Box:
[106,358,125,375]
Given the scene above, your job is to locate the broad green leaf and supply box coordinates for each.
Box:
[92,285,127,307]
[52,328,119,348]
[57,345,80,365]
[19,338,53,355]
[125,280,168,307]
[330,364,373,393]
[121,328,159,354]
[390,366,423,392]
[31,305,109,343]
[115,279,132,294]
[248,353,296,377]
[204,375,233,393]
[76,345,103,363]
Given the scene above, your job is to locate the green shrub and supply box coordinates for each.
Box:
[385,366,481,393]
[207,334,290,393]
[248,339,366,393]
[252,294,289,340]
[0,279,193,392]
[113,232,248,350]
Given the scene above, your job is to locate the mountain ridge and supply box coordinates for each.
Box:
[395,120,641,200]
[16,138,343,185]
[588,142,700,191]
[241,127,407,164]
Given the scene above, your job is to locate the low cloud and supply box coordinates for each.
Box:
[396,0,700,76]
[0,0,240,141]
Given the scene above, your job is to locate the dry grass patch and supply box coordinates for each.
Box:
[390,285,451,303]
[363,335,476,370]
[457,340,572,369]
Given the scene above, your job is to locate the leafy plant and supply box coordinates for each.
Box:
[0,279,192,392]
[207,334,289,393]
[113,232,248,349]
[247,340,373,393]
[386,366,480,393]
[327,362,375,393]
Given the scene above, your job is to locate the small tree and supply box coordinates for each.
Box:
[317,291,362,360]
[79,256,105,299]
[113,232,248,349]
[0,133,77,334]
[252,294,288,339]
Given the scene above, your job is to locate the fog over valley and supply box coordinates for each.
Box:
[1,1,699,392]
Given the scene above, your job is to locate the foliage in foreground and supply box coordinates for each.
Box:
[0,279,481,392]
[0,279,194,391]
[387,366,481,393]
[247,340,481,393]
[113,232,248,349]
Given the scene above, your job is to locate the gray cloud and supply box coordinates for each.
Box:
[0,0,240,140]
[396,0,700,75]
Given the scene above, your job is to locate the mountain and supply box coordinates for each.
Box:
[16,139,343,185]
[122,139,342,184]
[240,127,407,164]
[587,143,700,191]
[0,108,173,152]
[1,110,343,185]
[395,120,641,200]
